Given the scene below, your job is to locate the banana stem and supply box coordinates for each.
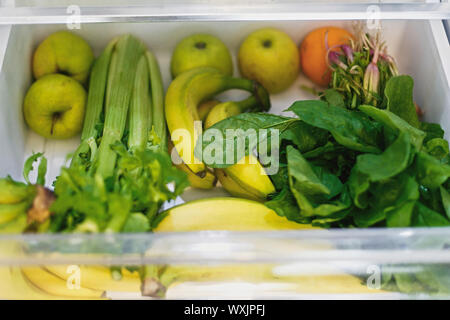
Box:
[140,265,166,297]
[235,95,260,112]
[225,77,270,112]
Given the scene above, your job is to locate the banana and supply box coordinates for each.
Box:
[215,166,264,201]
[154,197,316,232]
[169,141,217,189]
[44,265,140,292]
[204,96,259,130]
[197,100,219,122]
[0,178,35,204]
[218,155,276,201]
[162,265,387,297]
[0,267,63,300]
[0,201,30,225]
[176,164,217,190]
[202,96,276,201]
[204,101,241,129]
[0,214,28,233]
[165,67,270,175]
[159,264,278,289]
[21,266,104,298]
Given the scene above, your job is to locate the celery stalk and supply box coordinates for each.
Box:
[72,38,117,166]
[96,35,146,178]
[146,51,167,152]
[128,55,152,152]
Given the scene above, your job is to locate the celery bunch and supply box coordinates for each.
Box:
[49,35,188,233]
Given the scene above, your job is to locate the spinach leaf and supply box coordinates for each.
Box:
[197,113,296,168]
[352,174,419,228]
[415,151,450,189]
[288,100,382,153]
[384,75,420,128]
[425,138,449,160]
[270,165,288,191]
[302,142,346,159]
[385,201,416,228]
[198,112,328,168]
[359,105,426,150]
[280,120,328,153]
[384,175,419,227]
[421,121,445,143]
[412,202,450,227]
[393,273,428,294]
[287,146,350,218]
[356,132,413,181]
[348,132,413,210]
[265,186,307,223]
[415,265,450,294]
[440,186,450,219]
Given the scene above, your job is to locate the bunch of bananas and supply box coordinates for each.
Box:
[0,263,142,299]
[165,67,276,201]
[0,178,36,233]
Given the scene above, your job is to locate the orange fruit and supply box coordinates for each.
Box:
[299,26,353,87]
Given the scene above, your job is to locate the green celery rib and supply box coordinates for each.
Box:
[72,38,117,165]
[128,55,152,151]
[105,44,119,114]
[96,35,147,178]
[146,51,167,153]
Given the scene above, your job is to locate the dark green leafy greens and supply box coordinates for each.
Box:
[202,76,450,231]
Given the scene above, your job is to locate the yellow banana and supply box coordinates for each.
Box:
[203,96,276,201]
[154,197,316,232]
[177,164,217,190]
[169,141,217,190]
[0,214,28,234]
[21,266,104,298]
[219,155,276,201]
[0,202,30,225]
[159,264,277,289]
[215,166,264,201]
[162,265,387,297]
[0,267,58,300]
[44,265,140,292]
[0,178,35,205]
[197,100,219,122]
[204,101,242,129]
[165,67,270,175]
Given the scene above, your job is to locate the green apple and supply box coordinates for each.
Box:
[171,34,233,78]
[23,74,87,139]
[238,28,300,94]
[33,31,94,84]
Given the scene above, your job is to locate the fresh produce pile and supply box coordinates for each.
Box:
[0,23,449,298]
